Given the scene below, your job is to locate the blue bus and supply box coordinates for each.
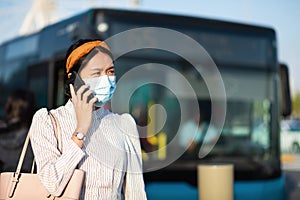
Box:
[0,8,291,199]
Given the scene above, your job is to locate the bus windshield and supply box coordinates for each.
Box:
[114,54,277,180]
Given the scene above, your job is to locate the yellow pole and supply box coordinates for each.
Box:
[198,164,234,200]
[157,132,167,160]
[147,101,157,145]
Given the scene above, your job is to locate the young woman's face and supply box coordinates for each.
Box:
[79,51,114,79]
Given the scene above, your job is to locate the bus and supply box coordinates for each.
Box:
[0,8,291,200]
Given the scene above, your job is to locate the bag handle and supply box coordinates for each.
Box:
[9,111,62,198]
[8,133,31,197]
[15,133,30,175]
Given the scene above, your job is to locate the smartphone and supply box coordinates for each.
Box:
[71,72,94,102]
[72,71,85,93]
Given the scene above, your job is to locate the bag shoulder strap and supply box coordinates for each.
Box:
[15,133,30,175]
[15,111,62,175]
[48,111,62,153]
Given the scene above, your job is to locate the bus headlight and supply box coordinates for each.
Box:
[97,22,109,33]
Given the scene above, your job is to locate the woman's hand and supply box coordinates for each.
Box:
[70,84,98,135]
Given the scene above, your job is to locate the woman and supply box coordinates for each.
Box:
[29,39,147,199]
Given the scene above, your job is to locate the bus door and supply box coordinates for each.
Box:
[27,61,50,109]
[52,59,66,107]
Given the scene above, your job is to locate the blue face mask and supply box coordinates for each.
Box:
[84,75,116,107]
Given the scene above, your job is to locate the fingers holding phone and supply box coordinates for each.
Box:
[70,84,97,134]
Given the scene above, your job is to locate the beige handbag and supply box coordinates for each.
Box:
[0,112,85,200]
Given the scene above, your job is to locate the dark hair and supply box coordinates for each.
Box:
[5,89,37,128]
[64,39,113,99]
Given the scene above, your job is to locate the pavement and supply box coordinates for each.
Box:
[282,153,300,200]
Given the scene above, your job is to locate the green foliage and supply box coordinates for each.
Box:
[292,91,300,118]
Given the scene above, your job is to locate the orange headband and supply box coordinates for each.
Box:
[66,40,110,73]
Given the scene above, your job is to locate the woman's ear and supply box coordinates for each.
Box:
[68,73,72,79]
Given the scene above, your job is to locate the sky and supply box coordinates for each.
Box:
[0,0,299,95]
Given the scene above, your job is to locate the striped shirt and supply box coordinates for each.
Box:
[29,100,147,200]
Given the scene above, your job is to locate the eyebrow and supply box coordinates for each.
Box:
[90,64,114,71]
[106,66,115,70]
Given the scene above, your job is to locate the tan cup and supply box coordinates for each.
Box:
[198,164,234,200]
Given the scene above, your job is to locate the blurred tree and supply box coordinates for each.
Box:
[292,91,300,118]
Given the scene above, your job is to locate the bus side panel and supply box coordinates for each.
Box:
[145,175,285,200]
[145,182,198,200]
[234,175,285,200]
